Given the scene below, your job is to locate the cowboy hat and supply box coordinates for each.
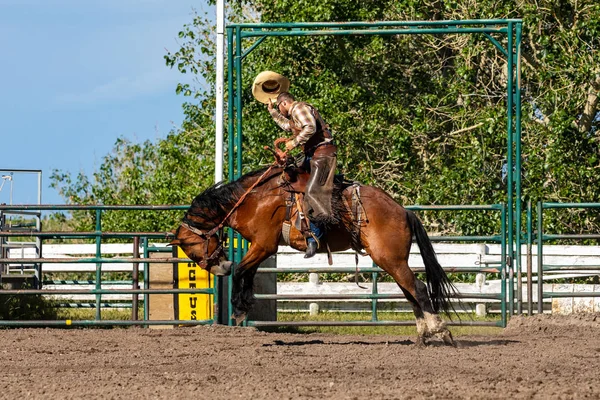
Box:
[252,71,290,104]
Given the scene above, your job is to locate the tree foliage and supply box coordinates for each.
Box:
[51,0,600,237]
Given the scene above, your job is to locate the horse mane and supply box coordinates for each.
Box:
[186,166,280,222]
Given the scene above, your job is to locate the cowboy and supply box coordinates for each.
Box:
[267,91,338,258]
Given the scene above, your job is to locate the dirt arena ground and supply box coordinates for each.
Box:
[0,313,599,399]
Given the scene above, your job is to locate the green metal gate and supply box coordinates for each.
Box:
[225,20,523,326]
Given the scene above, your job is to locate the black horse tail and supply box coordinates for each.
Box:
[406,210,459,317]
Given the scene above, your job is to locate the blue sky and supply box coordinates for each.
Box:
[0,0,209,205]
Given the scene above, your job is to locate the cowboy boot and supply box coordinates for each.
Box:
[305,239,318,258]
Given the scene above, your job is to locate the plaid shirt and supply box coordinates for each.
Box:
[270,101,332,149]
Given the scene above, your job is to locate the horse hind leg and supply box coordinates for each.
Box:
[414,279,455,347]
[382,260,437,347]
[400,287,432,347]
[386,262,455,347]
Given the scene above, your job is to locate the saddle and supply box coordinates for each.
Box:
[278,163,367,264]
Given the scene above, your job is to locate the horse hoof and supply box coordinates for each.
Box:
[232,312,247,326]
[416,336,430,348]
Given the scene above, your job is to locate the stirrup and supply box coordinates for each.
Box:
[305,232,320,249]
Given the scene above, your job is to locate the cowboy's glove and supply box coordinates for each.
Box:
[284,140,295,151]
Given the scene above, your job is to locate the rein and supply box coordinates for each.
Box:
[180,161,282,268]
[205,163,279,237]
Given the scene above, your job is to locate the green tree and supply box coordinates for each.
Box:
[50,132,215,233]
[52,0,600,237]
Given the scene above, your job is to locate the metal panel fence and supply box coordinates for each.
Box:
[0,204,216,327]
[531,202,600,314]
[2,202,599,328]
[246,204,508,328]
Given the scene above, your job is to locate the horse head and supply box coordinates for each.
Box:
[170,223,233,276]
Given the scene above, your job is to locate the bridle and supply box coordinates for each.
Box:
[178,159,285,269]
[180,219,226,270]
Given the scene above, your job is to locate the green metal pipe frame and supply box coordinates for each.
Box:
[536,201,544,314]
[0,204,215,328]
[0,257,198,263]
[0,320,213,327]
[501,203,507,327]
[254,293,502,300]
[0,205,188,211]
[0,289,214,295]
[225,19,519,327]
[57,303,134,308]
[239,19,521,28]
[93,209,100,319]
[240,28,508,39]
[0,232,174,238]
[143,237,150,327]
[256,267,501,274]
[526,200,533,315]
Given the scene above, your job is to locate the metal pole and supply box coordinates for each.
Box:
[35,173,43,289]
[95,209,102,321]
[233,19,522,29]
[9,173,13,205]
[506,21,515,317]
[234,25,244,310]
[371,269,378,321]
[526,200,533,315]
[0,211,5,278]
[235,25,243,179]
[226,26,236,325]
[514,22,523,315]
[143,237,149,327]
[536,202,544,314]
[227,27,235,183]
[501,203,507,327]
[132,237,140,321]
[214,0,225,183]
[37,171,42,205]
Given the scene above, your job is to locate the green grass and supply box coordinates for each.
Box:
[52,308,503,336]
[56,308,141,321]
[269,312,504,336]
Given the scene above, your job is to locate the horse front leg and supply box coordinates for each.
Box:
[230,245,274,325]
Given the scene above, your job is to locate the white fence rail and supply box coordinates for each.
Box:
[6,243,600,313]
[6,243,150,272]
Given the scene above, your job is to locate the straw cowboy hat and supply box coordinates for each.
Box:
[252,71,290,104]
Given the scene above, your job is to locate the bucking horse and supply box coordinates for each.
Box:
[170,144,459,346]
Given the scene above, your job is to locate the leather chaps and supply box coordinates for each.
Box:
[304,145,337,225]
